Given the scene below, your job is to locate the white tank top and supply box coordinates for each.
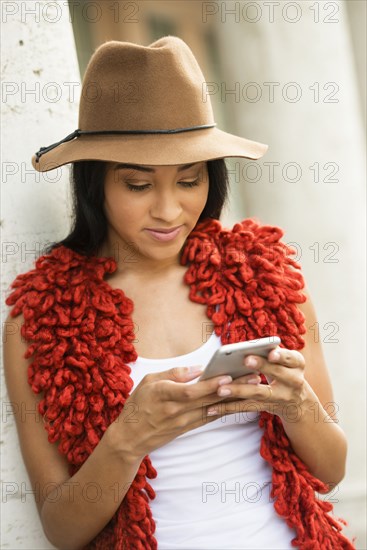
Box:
[127,327,296,549]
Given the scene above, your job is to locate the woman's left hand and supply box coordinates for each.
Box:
[206,347,310,421]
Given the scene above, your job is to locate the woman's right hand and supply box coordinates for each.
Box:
[110,366,235,461]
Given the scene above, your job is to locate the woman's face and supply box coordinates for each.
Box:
[102,161,209,271]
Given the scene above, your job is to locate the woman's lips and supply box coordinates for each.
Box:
[144,226,182,242]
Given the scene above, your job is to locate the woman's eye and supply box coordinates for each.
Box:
[125,179,199,192]
[179,179,199,187]
[126,184,150,192]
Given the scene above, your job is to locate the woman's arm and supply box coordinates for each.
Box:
[207,289,348,489]
[278,289,347,488]
[3,312,143,550]
[3,309,236,550]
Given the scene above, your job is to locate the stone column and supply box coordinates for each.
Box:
[1,1,80,547]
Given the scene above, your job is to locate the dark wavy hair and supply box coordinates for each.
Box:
[44,159,230,257]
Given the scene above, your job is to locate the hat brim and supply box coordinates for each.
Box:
[31,127,268,172]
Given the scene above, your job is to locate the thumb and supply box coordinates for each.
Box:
[161,365,204,383]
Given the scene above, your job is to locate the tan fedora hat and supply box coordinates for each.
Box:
[32,35,268,172]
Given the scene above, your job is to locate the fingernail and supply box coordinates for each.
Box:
[218,387,232,396]
[207,408,219,416]
[218,376,232,386]
[245,356,257,367]
[246,376,261,385]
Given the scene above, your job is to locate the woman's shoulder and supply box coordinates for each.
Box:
[185,216,299,270]
[190,216,287,244]
[184,215,306,301]
[4,244,117,317]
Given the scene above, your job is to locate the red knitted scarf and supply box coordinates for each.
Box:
[6,217,355,549]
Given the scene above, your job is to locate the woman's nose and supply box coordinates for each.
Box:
[150,188,183,220]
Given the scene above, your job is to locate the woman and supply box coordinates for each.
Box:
[3,36,355,549]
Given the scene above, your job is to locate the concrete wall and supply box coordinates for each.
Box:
[1,1,80,547]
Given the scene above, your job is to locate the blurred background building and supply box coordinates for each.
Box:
[2,1,366,548]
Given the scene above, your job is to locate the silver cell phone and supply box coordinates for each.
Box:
[197,336,281,382]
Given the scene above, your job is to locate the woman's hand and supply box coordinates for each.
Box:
[111,366,238,461]
[200,292,348,488]
[206,347,311,421]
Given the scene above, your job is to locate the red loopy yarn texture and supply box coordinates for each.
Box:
[5,217,355,549]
